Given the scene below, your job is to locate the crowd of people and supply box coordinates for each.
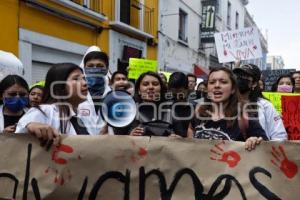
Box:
[1,46,300,152]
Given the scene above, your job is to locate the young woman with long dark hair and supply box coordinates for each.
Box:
[16,63,89,145]
[188,67,268,150]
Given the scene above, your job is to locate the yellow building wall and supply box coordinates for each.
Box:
[0,0,157,61]
[0,0,19,55]
[0,0,111,56]
[19,1,110,52]
[130,0,140,29]
[145,0,158,60]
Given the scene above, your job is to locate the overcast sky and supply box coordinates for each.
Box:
[247,0,300,70]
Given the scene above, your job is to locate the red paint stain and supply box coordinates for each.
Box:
[52,144,74,165]
[210,141,241,168]
[130,154,137,163]
[138,148,147,157]
[271,145,298,179]
[218,151,241,168]
[77,155,82,160]
[60,177,64,185]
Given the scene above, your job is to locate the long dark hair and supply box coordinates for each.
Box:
[273,74,295,92]
[197,67,239,128]
[134,71,167,103]
[42,63,83,133]
[0,75,29,104]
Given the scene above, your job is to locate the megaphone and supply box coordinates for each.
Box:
[101,90,136,128]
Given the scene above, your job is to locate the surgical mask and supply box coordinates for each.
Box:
[277,85,293,93]
[237,78,251,94]
[84,68,107,98]
[4,96,28,112]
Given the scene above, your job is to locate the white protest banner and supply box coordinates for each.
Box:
[214,27,263,63]
[0,135,299,199]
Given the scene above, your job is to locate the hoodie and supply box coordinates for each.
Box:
[77,46,111,135]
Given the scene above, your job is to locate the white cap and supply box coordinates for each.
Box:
[0,50,24,80]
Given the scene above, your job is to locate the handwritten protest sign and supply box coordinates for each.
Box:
[261,69,295,91]
[282,96,300,140]
[262,92,300,114]
[128,58,157,79]
[214,27,262,63]
[0,135,300,199]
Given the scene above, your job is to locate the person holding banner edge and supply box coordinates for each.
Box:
[16,63,90,147]
[125,72,175,137]
[188,67,268,151]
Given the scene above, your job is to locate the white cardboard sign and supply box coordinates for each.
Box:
[214,27,263,63]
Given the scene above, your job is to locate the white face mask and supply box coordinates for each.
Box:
[277,85,293,93]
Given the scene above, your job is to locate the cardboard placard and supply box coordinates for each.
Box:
[214,27,262,63]
[262,92,300,114]
[261,69,296,91]
[128,58,158,80]
[0,135,300,199]
[282,96,300,140]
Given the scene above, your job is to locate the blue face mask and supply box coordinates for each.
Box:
[4,96,28,112]
[84,67,108,98]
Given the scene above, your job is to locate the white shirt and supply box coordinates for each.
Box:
[77,45,112,135]
[0,105,6,132]
[258,98,287,141]
[16,104,79,135]
[0,105,28,133]
[78,96,107,135]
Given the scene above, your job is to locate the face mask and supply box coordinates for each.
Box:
[4,96,28,112]
[237,78,251,94]
[277,85,293,93]
[84,68,107,98]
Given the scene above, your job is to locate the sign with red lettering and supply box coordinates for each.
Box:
[282,96,300,140]
[214,27,263,63]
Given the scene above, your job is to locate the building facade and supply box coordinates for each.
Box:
[199,0,249,69]
[158,0,206,74]
[0,0,158,84]
[267,56,285,70]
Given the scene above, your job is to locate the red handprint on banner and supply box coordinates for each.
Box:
[44,143,81,185]
[114,140,148,163]
[44,167,72,186]
[271,145,298,179]
[210,141,241,168]
[52,144,74,165]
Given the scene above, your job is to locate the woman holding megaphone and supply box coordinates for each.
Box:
[115,72,175,137]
